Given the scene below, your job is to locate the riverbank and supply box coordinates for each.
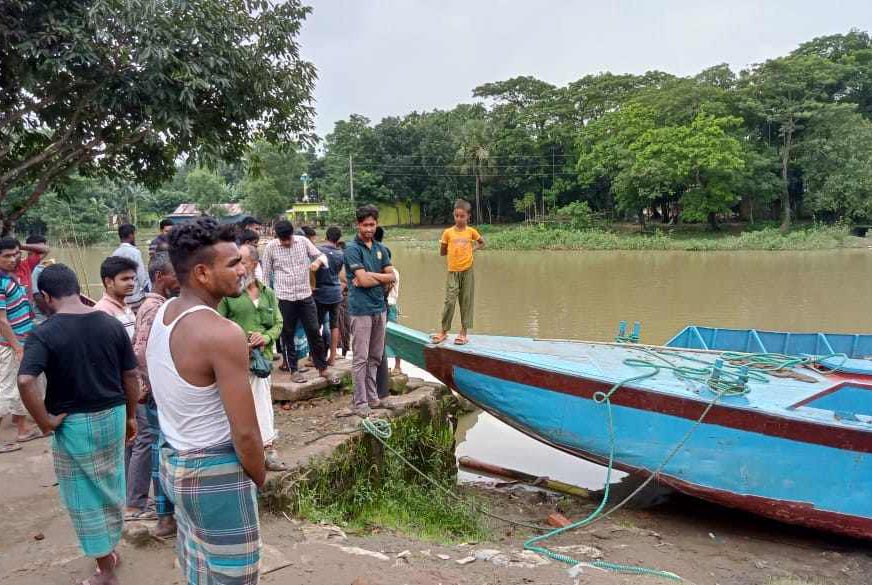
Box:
[387,223,863,251]
[2,361,870,585]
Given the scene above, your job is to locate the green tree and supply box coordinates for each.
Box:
[741,55,846,230]
[185,168,229,216]
[456,119,496,223]
[0,0,315,233]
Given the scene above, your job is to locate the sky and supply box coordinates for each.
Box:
[298,0,871,139]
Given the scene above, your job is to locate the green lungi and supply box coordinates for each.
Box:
[441,268,475,332]
[160,441,260,584]
[52,404,126,558]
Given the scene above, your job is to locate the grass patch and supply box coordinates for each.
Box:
[271,404,487,543]
[482,224,853,251]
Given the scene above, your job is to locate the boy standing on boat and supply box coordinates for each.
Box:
[432,199,485,346]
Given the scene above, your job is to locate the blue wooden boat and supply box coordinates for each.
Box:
[386,323,872,540]
[667,325,872,375]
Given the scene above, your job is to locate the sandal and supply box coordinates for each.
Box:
[291,373,307,384]
[0,442,22,454]
[454,335,469,345]
[16,428,48,443]
[430,333,448,344]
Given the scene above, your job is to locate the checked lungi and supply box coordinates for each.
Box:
[52,404,126,558]
[145,397,174,518]
[160,441,260,584]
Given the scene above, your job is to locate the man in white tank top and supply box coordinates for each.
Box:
[148,217,265,584]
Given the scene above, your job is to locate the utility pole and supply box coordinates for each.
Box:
[349,154,355,202]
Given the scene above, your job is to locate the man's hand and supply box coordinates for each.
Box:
[126,417,137,447]
[309,260,321,272]
[248,332,266,348]
[37,413,67,435]
[13,344,23,363]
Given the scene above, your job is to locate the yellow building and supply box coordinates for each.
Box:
[286,201,422,226]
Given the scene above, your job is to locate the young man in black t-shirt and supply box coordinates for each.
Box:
[17,264,140,585]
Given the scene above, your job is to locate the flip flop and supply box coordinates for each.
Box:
[16,429,48,443]
[430,333,448,344]
[454,336,469,345]
[0,442,22,454]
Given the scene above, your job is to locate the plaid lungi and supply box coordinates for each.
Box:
[52,404,126,558]
[160,441,260,584]
[145,398,174,518]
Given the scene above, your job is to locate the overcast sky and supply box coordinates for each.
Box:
[298,0,871,139]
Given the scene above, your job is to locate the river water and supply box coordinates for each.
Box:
[56,243,872,489]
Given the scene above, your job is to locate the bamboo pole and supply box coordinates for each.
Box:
[458,456,590,499]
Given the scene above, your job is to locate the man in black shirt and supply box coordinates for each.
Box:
[18,264,140,585]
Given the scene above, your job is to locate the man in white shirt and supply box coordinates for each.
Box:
[112,224,150,314]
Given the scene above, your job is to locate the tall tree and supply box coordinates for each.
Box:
[0,0,315,233]
[741,55,846,230]
[456,119,496,223]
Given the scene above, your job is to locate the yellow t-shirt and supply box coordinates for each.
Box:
[441,226,481,272]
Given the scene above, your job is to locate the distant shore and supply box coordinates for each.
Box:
[386,223,864,252]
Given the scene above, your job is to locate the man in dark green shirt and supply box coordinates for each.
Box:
[344,205,395,417]
[218,244,286,470]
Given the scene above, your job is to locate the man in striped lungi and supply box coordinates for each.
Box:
[18,264,140,585]
[149,217,265,584]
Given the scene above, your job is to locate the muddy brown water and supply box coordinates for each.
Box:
[56,244,872,491]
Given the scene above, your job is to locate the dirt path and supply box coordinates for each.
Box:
[2,391,870,585]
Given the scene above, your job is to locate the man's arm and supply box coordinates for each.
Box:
[262,290,283,348]
[20,242,49,259]
[305,238,327,270]
[440,231,449,256]
[352,268,395,288]
[0,309,23,361]
[122,369,140,445]
[18,336,63,433]
[210,321,266,486]
[133,302,159,393]
[261,243,274,287]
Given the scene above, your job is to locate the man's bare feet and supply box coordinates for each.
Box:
[153,516,177,538]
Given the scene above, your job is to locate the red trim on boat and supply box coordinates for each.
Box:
[424,347,872,454]
[790,380,872,409]
[449,377,872,540]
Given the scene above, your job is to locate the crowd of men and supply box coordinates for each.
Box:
[1,204,398,584]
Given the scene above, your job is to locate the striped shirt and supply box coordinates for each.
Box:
[0,272,33,346]
[262,237,327,302]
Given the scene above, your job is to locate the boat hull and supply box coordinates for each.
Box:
[419,341,872,540]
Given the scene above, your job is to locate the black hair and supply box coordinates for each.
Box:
[337,241,347,250]
[301,225,316,238]
[25,234,47,245]
[274,219,294,239]
[100,255,138,282]
[238,229,259,246]
[355,204,379,223]
[148,252,174,284]
[326,226,342,243]
[374,226,385,242]
[37,264,80,299]
[0,237,20,253]
[118,223,136,240]
[239,216,262,228]
[168,216,237,283]
[159,218,175,230]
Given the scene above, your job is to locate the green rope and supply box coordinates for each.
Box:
[522,347,848,580]
[363,348,848,582]
[359,417,545,531]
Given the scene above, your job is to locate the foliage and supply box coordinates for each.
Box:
[552,201,595,229]
[185,168,230,217]
[241,141,308,221]
[273,408,485,542]
[0,0,315,233]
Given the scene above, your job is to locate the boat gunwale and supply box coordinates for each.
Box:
[422,344,872,455]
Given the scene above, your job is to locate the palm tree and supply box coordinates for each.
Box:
[457,119,496,223]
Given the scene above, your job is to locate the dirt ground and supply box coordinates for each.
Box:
[2,390,871,585]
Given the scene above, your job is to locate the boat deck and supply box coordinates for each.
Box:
[428,331,872,431]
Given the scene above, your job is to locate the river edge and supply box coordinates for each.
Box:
[386,224,866,252]
[1,365,870,585]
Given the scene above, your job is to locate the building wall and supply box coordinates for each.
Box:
[379,202,422,226]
